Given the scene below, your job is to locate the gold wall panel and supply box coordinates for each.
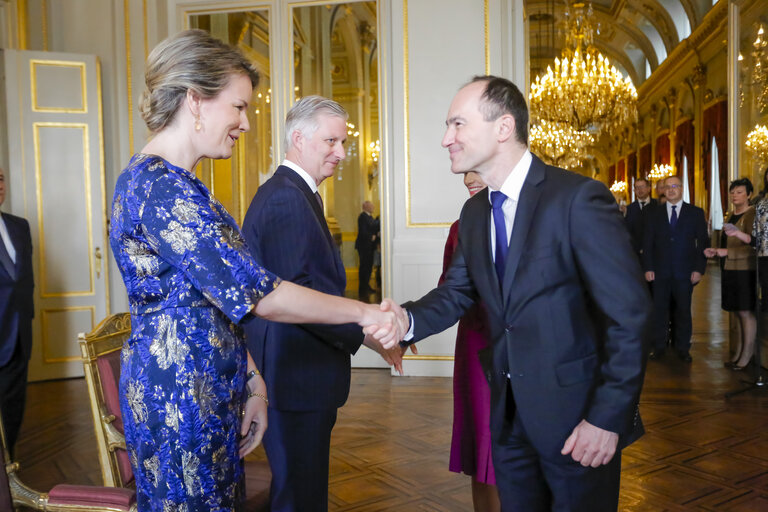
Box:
[30,60,87,113]
[33,122,95,297]
[41,306,95,363]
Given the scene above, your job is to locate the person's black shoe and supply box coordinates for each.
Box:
[648,350,664,360]
[677,351,693,363]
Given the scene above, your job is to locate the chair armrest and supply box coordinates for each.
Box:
[6,462,49,510]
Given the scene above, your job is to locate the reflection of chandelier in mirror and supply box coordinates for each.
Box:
[609,181,627,194]
[649,163,674,181]
[746,124,768,168]
[529,120,594,170]
[529,2,637,136]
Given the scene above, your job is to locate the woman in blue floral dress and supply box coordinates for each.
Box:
[110,30,402,511]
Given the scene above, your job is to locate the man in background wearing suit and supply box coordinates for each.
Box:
[355,200,379,300]
[642,175,709,362]
[391,76,651,511]
[0,166,34,458]
[625,178,656,255]
[242,96,398,512]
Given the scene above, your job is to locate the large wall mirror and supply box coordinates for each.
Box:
[292,1,380,299]
[188,8,274,223]
[185,1,381,301]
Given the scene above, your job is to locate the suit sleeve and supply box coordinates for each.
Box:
[569,180,651,436]
[404,214,479,344]
[243,185,363,354]
[694,208,710,275]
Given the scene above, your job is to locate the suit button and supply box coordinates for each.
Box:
[505,325,513,333]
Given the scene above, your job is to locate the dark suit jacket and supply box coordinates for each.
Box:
[0,212,34,367]
[625,198,657,253]
[242,166,363,411]
[404,155,651,460]
[355,211,379,254]
[641,202,709,280]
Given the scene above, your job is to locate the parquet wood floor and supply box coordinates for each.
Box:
[11,266,768,510]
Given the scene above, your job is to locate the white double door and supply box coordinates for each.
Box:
[4,49,108,380]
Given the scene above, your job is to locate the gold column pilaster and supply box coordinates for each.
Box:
[727,0,740,181]
[692,65,707,208]
[17,0,28,49]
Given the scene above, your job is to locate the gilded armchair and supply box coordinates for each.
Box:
[0,407,137,512]
[79,313,270,509]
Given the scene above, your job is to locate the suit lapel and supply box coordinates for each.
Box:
[275,166,345,280]
[501,156,545,305]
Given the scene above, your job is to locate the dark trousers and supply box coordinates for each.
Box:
[652,277,693,354]
[263,407,338,512]
[0,339,29,459]
[492,382,621,511]
[357,248,374,296]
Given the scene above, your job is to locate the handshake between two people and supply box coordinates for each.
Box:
[358,298,416,375]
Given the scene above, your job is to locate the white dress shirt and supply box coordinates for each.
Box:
[0,213,16,263]
[666,199,683,222]
[282,159,319,193]
[487,150,533,261]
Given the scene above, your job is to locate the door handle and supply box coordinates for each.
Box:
[95,247,102,278]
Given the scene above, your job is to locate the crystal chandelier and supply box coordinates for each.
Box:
[649,163,674,181]
[746,124,768,168]
[752,26,767,112]
[609,181,627,194]
[529,120,595,170]
[529,2,638,135]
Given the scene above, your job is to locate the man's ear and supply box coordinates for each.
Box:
[496,114,516,143]
[291,129,304,151]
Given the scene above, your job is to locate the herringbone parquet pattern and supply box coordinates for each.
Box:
[12,266,768,510]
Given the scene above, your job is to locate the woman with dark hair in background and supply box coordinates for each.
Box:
[705,178,757,370]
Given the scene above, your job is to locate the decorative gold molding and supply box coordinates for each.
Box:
[124,0,134,154]
[33,122,95,298]
[17,0,27,49]
[403,0,490,227]
[30,60,87,113]
[403,355,454,361]
[637,0,726,107]
[41,306,95,363]
[41,0,47,50]
[97,60,111,315]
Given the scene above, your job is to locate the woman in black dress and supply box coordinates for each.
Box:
[705,178,756,370]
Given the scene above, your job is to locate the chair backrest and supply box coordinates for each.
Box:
[79,313,133,488]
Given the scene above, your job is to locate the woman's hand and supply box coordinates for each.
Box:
[239,373,268,458]
[359,301,407,349]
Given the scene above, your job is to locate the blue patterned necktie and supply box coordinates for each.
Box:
[670,204,678,228]
[491,191,509,285]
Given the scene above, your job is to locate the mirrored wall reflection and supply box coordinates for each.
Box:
[189,10,273,223]
[292,1,381,299]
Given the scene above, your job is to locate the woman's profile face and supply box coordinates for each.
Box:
[196,73,253,160]
[463,171,486,197]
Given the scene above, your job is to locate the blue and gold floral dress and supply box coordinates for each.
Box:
[109,154,279,511]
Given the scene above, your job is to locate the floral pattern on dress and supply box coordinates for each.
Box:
[753,198,768,257]
[110,153,280,511]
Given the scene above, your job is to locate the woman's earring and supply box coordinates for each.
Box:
[194,115,202,132]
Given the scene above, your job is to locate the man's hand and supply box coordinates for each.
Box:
[561,419,619,467]
[691,271,702,285]
[363,333,405,374]
[379,298,410,335]
[644,271,655,282]
[360,303,403,348]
